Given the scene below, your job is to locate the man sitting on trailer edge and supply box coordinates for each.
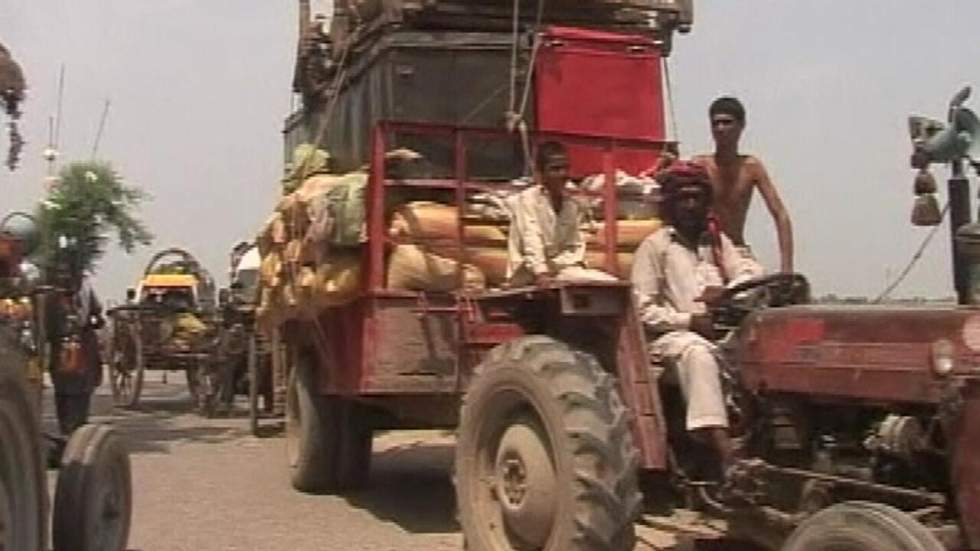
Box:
[506,141,616,287]
[630,161,763,473]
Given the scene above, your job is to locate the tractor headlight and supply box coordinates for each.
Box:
[931,339,955,377]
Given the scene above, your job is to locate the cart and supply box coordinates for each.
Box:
[107,247,226,415]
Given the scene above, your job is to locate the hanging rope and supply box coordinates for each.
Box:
[507,0,521,118]
[662,56,679,143]
[873,202,950,303]
[514,35,542,127]
[312,29,356,147]
[505,0,547,174]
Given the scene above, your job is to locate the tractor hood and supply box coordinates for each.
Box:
[736,305,980,404]
[739,305,980,547]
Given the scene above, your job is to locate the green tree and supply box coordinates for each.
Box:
[36,161,153,274]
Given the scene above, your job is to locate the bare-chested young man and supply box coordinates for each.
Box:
[693,97,794,273]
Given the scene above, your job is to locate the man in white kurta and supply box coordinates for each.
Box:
[630,161,762,469]
[507,141,615,287]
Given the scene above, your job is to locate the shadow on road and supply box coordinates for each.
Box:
[42,382,248,455]
[345,440,459,535]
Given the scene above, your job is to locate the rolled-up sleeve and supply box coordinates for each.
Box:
[630,237,691,333]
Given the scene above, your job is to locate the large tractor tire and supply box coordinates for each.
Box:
[52,424,132,551]
[781,501,944,551]
[0,354,47,551]
[285,351,372,494]
[456,335,642,551]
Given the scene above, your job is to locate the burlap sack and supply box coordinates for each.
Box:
[260,251,283,287]
[270,214,288,245]
[387,245,485,292]
[585,251,635,277]
[586,219,662,249]
[284,239,304,265]
[313,255,362,308]
[389,201,507,246]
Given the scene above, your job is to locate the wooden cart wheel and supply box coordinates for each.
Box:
[247,333,260,436]
[109,320,143,409]
[52,424,132,551]
[186,364,215,417]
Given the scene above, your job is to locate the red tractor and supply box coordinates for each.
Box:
[274,7,980,551]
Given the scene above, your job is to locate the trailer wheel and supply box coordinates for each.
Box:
[781,501,944,551]
[247,333,260,435]
[247,334,275,436]
[286,351,340,493]
[52,424,132,551]
[285,351,372,493]
[0,355,47,551]
[456,336,642,551]
[336,400,372,491]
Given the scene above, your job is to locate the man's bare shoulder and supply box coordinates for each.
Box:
[691,153,716,167]
[742,154,769,173]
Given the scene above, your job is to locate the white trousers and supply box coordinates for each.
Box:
[652,330,729,431]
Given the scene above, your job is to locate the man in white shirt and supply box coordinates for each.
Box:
[507,141,615,287]
[630,161,763,471]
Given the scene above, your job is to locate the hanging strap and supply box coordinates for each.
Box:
[706,212,729,284]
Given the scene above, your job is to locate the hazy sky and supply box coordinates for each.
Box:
[2,1,980,300]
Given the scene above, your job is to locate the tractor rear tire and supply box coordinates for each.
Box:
[456,335,642,551]
[0,353,47,551]
[286,352,371,493]
[52,424,132,551]
[781,501,944,551]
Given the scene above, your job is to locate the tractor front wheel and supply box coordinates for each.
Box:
[456,336,642,551]
[52,424,132,551]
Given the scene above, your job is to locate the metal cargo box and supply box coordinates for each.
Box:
[285,30,531,178]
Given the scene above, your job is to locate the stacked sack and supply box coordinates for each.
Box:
[389,200,662,285]
[256,168,368,327]
[257,145,664,326]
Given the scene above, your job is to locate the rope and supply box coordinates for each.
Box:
[507,0,521,117]
[663,57,679,143]
[873,202,950,303]
[459,83,509,126]
[312,31,355,147]
[514,35,542,127]
[506,0,546,132]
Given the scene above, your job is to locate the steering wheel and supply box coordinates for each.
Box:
[711,273,810,330]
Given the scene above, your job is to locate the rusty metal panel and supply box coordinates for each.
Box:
[288,31,525,176]
[951,382,980,548]
[738,305,980,403]
[558,285,626,316]
[366,295,460,393]
[616,296,668,470]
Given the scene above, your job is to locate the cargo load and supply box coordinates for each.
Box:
[256,148,662,326]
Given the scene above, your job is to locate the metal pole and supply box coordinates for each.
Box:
[948,160,971,304]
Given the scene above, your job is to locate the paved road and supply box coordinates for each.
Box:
[41,375,709,551]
